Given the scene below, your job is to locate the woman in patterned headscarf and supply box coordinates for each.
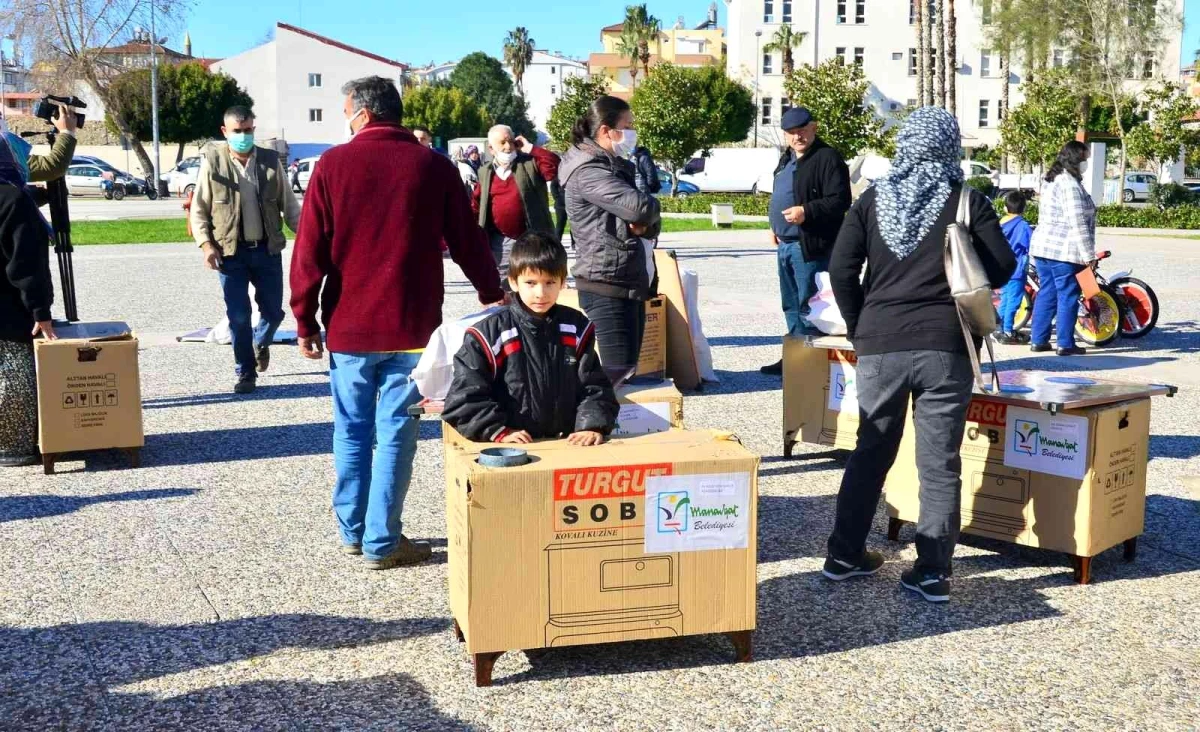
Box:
[822,107,1016,604]
[0,124,57,467]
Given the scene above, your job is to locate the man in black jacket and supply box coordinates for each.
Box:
[442,232,619,444]
[761,107,852,375]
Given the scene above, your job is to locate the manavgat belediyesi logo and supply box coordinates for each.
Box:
[657,491,690,534]
[1014,419,1040,456]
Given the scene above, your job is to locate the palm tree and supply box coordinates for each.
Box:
[763,25,807,76]
[503,27,535,96]
[617,32,641,87]
[935,0,946,106]
[622,4,661,82]
[916,0,927,104]
[947,0,958,115]
[922,0,936,105]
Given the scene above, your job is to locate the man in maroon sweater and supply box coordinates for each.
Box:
[471,124,560,284]
[290,76,504,570]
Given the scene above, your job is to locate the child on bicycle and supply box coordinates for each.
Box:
[996,191,1033,345]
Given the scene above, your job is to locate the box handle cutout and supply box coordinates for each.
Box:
[77,347,102,362]
[1118,412,1129,430]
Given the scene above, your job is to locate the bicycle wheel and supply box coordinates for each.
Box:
[1013,288,1033,332]
[1110,276,1159,339]
[1075,285,1121,346]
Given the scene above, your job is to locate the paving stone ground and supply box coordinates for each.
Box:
[2,229,1197,731]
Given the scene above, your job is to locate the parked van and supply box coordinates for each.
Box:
[677,147,781,194]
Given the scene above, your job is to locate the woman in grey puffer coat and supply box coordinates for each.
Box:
[558,95,662,376]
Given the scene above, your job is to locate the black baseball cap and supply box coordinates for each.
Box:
[781,107,814,131]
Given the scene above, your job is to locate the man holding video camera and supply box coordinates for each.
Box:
[26,99,80,182]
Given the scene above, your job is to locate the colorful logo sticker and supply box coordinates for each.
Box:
[656,491,691,534]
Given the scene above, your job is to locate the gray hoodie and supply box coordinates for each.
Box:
[559,139,662,300]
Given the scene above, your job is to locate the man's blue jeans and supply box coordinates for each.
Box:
[329,351,422,559]
[218,245,284,378]
[1031,257,1084,349]
[778,241,829,337]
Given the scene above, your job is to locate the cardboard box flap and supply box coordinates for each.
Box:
[449,428,745,465]
[50,321,133,342]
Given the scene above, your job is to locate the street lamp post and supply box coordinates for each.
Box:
[754,30,762,147]
[150,3,161,196]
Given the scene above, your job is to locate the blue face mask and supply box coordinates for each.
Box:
[226,131,255,155]
[5,132,31,184]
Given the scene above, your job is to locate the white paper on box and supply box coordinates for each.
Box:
[1004,405,1090,479]
[828,361,858,414]
[612,402,673,436]
[644,472,751,553]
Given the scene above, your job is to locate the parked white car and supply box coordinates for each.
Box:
[289,157,321,192]
[677,148,780,194]
[164,156,201,196]
[1118,172,1156,202]
[64,164,112,196]
[962,161,999,186]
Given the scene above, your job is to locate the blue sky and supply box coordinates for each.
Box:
[177,0,723,65]
[178,0,1196,67]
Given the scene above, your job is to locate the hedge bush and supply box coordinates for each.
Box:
[1148,182,1198,209]
[966,175,996,198]
[657,193,769,216]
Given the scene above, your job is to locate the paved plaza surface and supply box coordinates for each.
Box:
[2,229,1198,730]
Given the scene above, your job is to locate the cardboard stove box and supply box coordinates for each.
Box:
[613,379,684,437]
[884,396,1151,557]
[34,321,144,455]
[558,289,667,378]
[782,335,860,453]
[444,427,758,655]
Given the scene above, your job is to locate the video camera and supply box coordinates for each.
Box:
[33,95,87,128]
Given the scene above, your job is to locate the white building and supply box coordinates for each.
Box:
[213,23,408,146]
[411,61,458,84]
[506,50,588,135]
[725,0,1185,150]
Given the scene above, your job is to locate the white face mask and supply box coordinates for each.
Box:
[611,129,638,158]
[494,150,517,168]
[344,109,366,142]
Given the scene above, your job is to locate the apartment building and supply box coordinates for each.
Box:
[725,0,1184,149]
[510,50,588,134]
[590,4,726,98]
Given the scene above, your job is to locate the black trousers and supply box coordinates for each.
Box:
[577,291,645,373]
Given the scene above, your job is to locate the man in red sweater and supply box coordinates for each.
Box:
[290,76,504,570]
[471,124,560,285]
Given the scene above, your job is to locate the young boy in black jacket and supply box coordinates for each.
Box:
[443,232,619,445]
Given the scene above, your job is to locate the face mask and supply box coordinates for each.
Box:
[226,131,255,155]
[344,109,366,142]
[494,150,517,167]
[611,129,638,158]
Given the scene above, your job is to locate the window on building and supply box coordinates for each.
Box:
[892,51,904,61]
[1142,54,1157,79]
[978,100,990,128]
[980,50,993,77]
[550,85,556,94]
[836,46,847,64]
[762,97,773,126]
[781,96,792,115]
[856,0,866,23]
[854,47,864,65]
[1052,49,1065,68]
[764,0,774,23]
[763,53,773,74]
[907,98,917,109]
[782,0,792,22]
[308,73,322,88]
[908,48,917,76]
[837,0,846,23]
[309,109,323,123]
[550,66,556,74]
[909,0,916,24]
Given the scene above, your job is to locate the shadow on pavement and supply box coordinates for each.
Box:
[142,382,332,409]
[707,335,782,348]
[0,614,467,729]
[143,420,442,467]
[0,488,198,523]
[1150,435,1200,460]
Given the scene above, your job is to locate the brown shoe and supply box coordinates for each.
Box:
[341,543,363,556]
[363,536,432,570]
[255,346,271,373]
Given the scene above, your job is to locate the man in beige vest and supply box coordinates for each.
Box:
[190,105,301,394]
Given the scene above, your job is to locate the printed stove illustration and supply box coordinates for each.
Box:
[544,539,683,647]
[962,401,1029,536]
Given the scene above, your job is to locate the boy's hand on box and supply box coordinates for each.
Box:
[500,430,532,444]
[567,431,604,447]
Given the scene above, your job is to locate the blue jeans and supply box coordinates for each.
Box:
[329,351,422,559]
[1031,258,1084,349]
[218,246,284,378]
[778,241,828,337]
[998,278,1026,334]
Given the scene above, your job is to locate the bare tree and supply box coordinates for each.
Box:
[2,0,189,180]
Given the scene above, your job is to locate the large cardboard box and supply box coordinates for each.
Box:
[613,379,684,437]
[884,397,1151,558]
[782,335,860,454]
[445,427,758,675]
[34,322,144,456]
[558,290,666,378]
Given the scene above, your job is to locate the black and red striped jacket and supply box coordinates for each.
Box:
[442,301,619,442]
